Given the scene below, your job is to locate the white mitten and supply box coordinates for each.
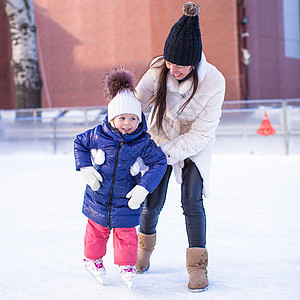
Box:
[126,185,149,210]
[173,161,184,184]
[130,157,149,176]
[80,166,103,191]
[91,148,105,165]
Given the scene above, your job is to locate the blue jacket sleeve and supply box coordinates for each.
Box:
[74,127,98,171]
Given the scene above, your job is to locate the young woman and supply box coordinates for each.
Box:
[134,2,226,292]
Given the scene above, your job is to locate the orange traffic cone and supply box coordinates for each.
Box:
[257,112,276,136]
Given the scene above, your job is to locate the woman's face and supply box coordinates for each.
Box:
[165,61,193,80]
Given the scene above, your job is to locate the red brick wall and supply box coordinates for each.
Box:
[2,1,299,109]
[35,0,155,107]
[0,0,247,108]
[198,0,241,100]
[34,0,241,107]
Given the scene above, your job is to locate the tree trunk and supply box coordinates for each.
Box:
[3,0,42,111]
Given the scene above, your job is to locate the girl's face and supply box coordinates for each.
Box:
[113,113,139,134]
[165,61,193,80]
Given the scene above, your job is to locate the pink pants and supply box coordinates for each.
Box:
[84,219,138,266]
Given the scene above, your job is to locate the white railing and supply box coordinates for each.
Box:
[0,99,299,155]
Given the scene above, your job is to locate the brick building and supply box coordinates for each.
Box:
[0,0,299,109]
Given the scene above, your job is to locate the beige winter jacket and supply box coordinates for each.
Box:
[135,54,225,197]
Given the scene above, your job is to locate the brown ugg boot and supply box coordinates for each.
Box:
[135,232,156,274]
[186,247,208,292]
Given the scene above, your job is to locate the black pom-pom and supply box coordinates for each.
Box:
[103,68,135,100]
[183,2,200,16]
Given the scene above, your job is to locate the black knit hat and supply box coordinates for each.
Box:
[163,2,202,66]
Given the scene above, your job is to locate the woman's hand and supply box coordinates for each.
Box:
[173,161,184,184]
[130,157,149,176]
[160,141,179,165]
[91,148,105,165]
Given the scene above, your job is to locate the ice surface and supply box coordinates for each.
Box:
[0,153,299,299]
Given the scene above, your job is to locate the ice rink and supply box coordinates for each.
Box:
[1,152,299,299]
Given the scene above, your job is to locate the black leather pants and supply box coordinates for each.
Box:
[140,158,206,248]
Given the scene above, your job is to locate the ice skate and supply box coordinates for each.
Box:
[119,265,136,290]
[83,258,106,286]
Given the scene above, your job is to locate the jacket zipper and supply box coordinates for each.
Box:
[107,142,123,228]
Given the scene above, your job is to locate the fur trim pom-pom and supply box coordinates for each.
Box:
[183,2,200,16]
[104,69,135,100]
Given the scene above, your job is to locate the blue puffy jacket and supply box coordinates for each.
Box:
[74,114,167,229]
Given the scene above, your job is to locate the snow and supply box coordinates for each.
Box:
[1,153,300,299]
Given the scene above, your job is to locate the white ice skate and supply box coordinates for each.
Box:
[119,265,136,290]
[83,258,106,286]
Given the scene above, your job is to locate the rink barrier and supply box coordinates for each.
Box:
[0,99,299,155]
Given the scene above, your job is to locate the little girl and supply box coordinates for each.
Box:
[74,69,166,289]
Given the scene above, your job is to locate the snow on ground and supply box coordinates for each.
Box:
[0,153,300,300]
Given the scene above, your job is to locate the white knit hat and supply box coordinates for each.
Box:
[107,89,142,123]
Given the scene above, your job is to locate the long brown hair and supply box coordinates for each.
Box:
[149,57,199,130]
